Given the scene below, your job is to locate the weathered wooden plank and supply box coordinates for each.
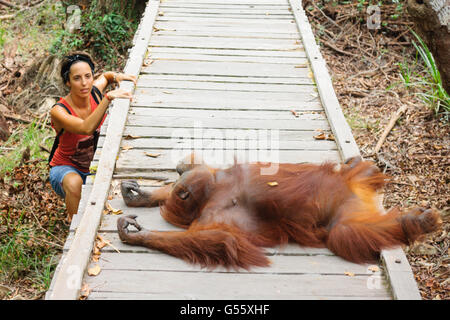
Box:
[137,74,312,85]
[153,29,299,39]
[112,171,180,182]
[65,231,335,256]
[161,0,289,4]
[130,95,322,112]
[101,149,342,171]
[88,291,389,300]
[45,251,68,299]
[103,207,181,232]
[148,51,306,63]
[141,61,309,78]
[89,252,375,275]
[159,7,292,14]
[127,107,325,120]
[149,35,301,51]
[110,137,337,151]
[158,13,293,20]
[136,78,314,93]
[46,0,161,300]
[154,21,300,35]
[155,16,296,24]
[148,46,306,58]
[129,100,322,112]
[153,28,298,38]
[381,248,422,300]
[122,115,329,130]
[131,89,321,110]
[84,270,390,299]
[160,4,291,10]
[160,10,293,17]
[103,128,331,142]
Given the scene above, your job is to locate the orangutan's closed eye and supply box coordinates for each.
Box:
[178,191,189,200]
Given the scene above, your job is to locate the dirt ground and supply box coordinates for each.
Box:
[305,1,449,299]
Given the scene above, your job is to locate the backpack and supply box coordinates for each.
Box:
[48,86,103,166]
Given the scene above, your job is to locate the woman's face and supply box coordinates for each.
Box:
[66,61,93,98]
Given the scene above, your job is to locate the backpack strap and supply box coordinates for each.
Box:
[91,85,103,105]
[48,103,71,165]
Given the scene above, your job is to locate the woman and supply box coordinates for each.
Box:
[49,51,136,221]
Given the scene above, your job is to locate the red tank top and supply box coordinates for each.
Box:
[50,90,106,172]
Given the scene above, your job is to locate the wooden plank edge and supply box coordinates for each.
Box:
[381,248,421,300]
[289,0,421,300]
[45,0,161,300]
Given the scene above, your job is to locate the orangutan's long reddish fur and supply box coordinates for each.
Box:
[117,157,441,269]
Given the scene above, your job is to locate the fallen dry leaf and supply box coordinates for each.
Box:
[124,134,141,140]
[105,202,123,215]
[290,109,299,117]
[97,234,121,253]
[368,265,380,273]
[344,272,355,277]
[79,283,91,300]
[314,133,326,140]
[122,145,133,151]
[88,264,101,276]
[96,236,108,250]
[93,245,100,256]
[145,152,161,158]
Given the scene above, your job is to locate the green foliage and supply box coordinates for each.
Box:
[400,30,450,118]
[0,2,64,60]
[397,58,414,88]
[0,27,5,48]
[0,225,61,291]
[50,1,139,68]
[0,122,53,177]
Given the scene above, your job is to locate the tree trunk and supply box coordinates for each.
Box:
[407,0,450,94]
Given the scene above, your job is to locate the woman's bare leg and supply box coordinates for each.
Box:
[62,172,83,220]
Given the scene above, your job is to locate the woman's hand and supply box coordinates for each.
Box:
[116,73,137,85]
[106,88,133,100]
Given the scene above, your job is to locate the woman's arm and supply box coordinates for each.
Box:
[50,89,132,136]
[93,72,137,93]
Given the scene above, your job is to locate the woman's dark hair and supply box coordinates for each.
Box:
[60,51,95,84]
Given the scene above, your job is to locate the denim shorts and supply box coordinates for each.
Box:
[49,165,91,198]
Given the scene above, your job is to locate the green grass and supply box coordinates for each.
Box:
[410,30,450,117]
[0,226,60,293]
[0,2,65,61]
[398,30,450,119]
[0,121,54,177]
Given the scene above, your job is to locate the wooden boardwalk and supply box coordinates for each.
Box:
[46,0,421,300]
